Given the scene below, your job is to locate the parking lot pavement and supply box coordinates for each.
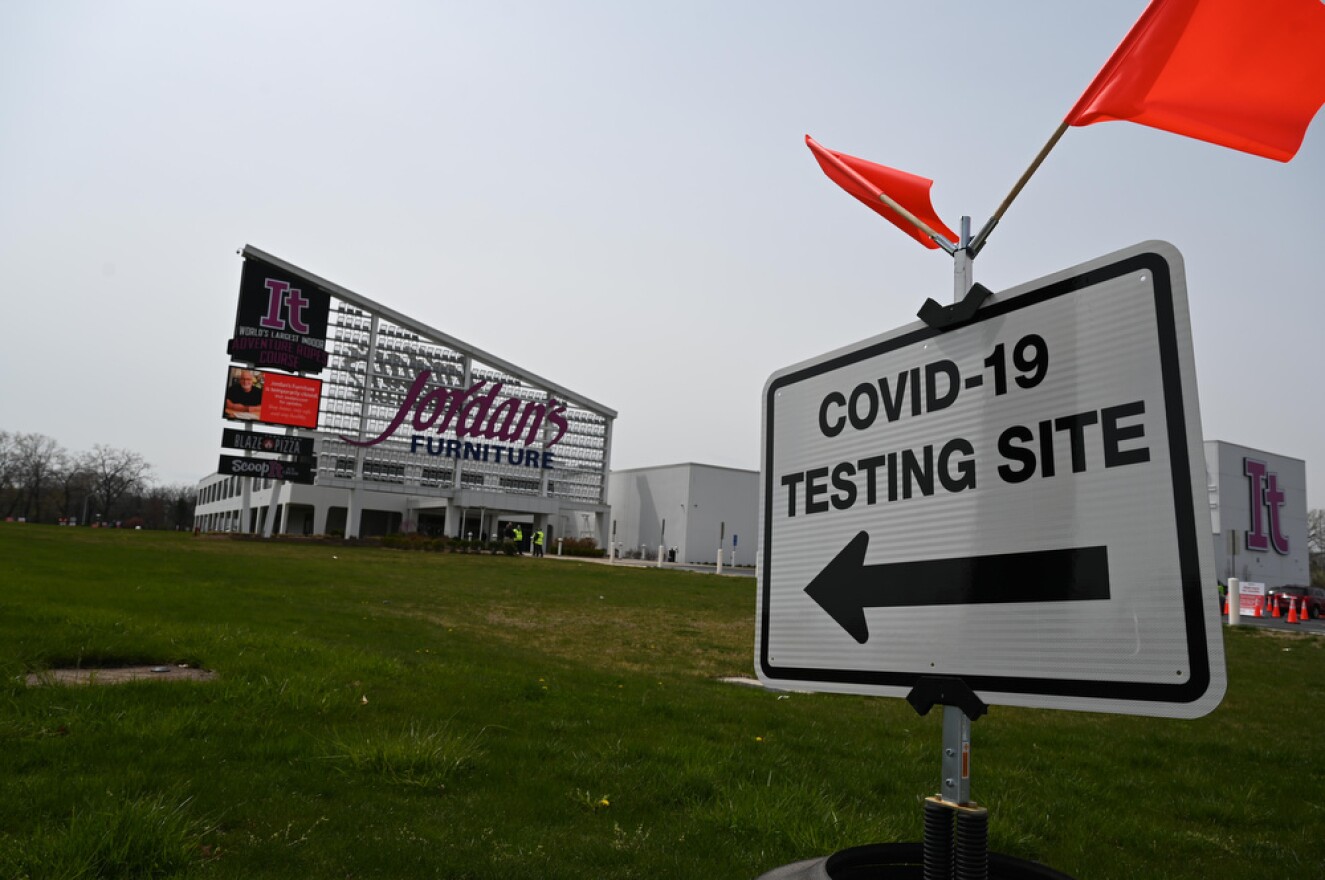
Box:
[1225,614,1325,636]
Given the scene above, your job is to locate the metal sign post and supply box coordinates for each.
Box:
[934,218,988,875]
[943,216,977,796]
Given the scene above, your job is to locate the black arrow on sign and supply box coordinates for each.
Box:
[804,531,1110,644]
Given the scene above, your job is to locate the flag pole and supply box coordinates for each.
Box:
[878,190,958,256]
[810,140,957,254]
[969,121,1068,256]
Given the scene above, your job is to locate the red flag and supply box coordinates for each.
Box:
[805,135,957,249]
[1065,0,1325,162]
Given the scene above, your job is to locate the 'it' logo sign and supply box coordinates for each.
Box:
[1244,457,1290,555]
[228,258,331,374]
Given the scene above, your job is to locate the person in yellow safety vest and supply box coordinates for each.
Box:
[512,525,523,554]
[533,529,544,557]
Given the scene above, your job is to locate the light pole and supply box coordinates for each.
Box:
[678,503,686,563]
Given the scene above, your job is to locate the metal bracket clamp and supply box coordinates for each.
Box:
[905,676,988,720]
[916,282,994,331]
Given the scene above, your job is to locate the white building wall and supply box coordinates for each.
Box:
[195,472,416,536]
[609,464,687,558]
[608,463,758,566]
[685,465,758,566]
[1205,440,1309,587]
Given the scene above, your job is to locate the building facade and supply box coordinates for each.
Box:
[607,462,757,566]
[1205,440,1309,588]
[196,247,616,547]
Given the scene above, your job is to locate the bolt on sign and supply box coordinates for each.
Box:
[756,242,1226,718]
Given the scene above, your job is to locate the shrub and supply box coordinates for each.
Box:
[559,536,604,558]
[376,534,453,553]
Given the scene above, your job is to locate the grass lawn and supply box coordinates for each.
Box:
[1,525,1321,879]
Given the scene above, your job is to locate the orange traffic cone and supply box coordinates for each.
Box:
[1272,598,1281,618]
[1253,598,1262,618]
[1287,600,1298,624]
[1221,596,1228,617]
[1300,598,1310,622]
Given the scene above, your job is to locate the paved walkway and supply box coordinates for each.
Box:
[540,551,755,578]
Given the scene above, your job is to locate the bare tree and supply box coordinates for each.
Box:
[53,456,93,523]
[0,431,16,514]
[0,430,201,529]
[9,433,63,521]
[82,444,152,523]
[164,483,198,530]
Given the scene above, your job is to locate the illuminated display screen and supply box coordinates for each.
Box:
[222,365,322,430]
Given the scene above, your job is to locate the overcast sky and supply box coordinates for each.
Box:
[1,1,1321,509]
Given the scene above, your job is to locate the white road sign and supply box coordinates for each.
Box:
[756,242,1226,718]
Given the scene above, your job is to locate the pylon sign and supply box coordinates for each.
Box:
[756,241,1226,718]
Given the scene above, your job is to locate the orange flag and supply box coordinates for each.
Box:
[1066,0,1325,162]
[805,135,957,249]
